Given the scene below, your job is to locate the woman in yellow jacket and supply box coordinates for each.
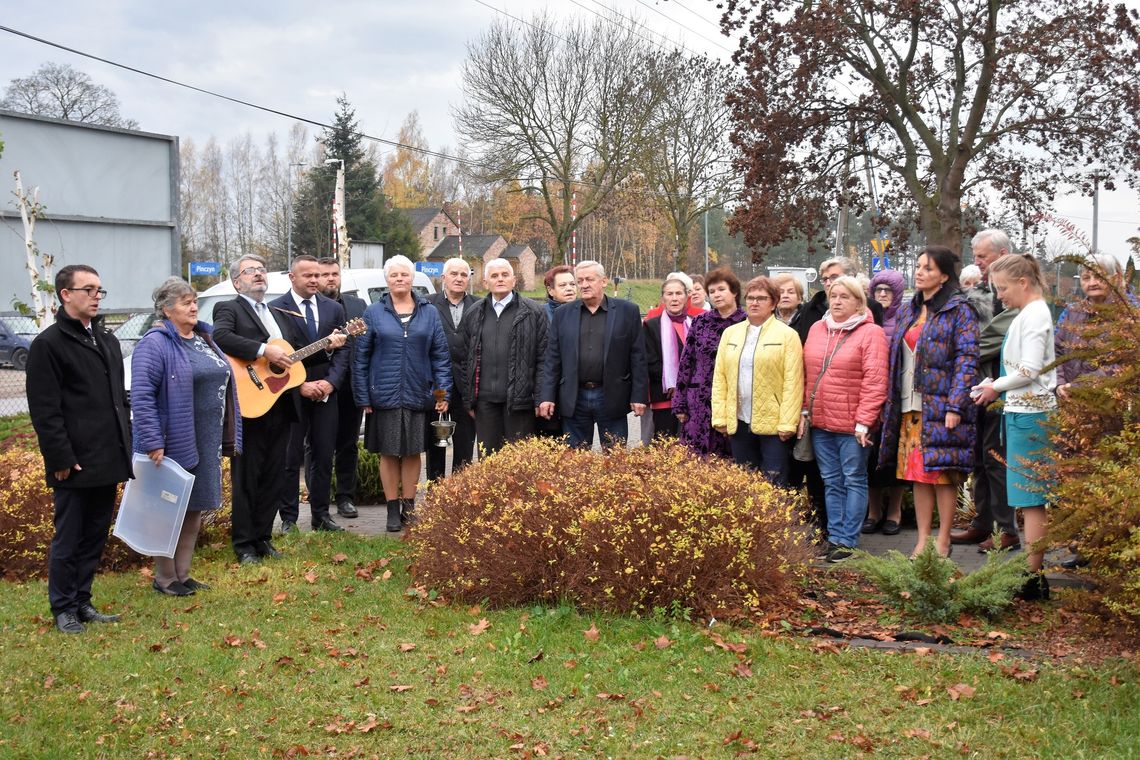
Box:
[712,276,804,485]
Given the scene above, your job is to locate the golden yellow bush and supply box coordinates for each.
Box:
[409,438,812,618]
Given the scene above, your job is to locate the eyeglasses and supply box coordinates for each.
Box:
[820,275,841,284]
[873,286,893,294]
[240,266,268,275]
[66,286,108,299]
[745,295,773,303]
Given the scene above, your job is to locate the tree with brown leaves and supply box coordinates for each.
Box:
[717,0,1140,256]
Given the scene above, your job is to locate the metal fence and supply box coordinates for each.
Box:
[0,368,27,418]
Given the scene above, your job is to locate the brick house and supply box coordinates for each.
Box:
[398,206,537,291]
[402,207,461,257]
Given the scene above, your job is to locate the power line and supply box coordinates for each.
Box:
[666,0,726,32]
[582,0,696,56]
[0,23,482,167]
[472,0,569,43]
[627,0,735,54]
[565,0,684,53]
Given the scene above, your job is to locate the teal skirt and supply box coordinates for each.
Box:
[1004,411,1050,508]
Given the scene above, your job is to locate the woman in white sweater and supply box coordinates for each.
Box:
[971,254,1056,600]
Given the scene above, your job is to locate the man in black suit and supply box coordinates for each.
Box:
[424,257,477,478]
[212,254,303,563]
[271,255,349,532]
[26,264,132,633]
[539,260,648,448]
[317,257,368,517]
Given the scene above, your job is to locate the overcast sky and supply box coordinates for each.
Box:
[0,0,1136,260]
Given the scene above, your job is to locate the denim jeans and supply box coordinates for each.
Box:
[563,386,628,449]
[812,428,870,547]
[729,424,789,485]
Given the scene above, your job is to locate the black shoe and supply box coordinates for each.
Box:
[1015,572,1051,601]
[881,519,901,536]
[401,497,417,527]
[258,541,283,559]
[1060,553,1088,570]
[152,580,195,597]
[312,515,345,532]
[278,520,298,535]
[77,603,120,623]
[827,546,854,563]
[236,552,261,565]
[861,516,884,534]
[182,578,211,592]
[337,500,359,518]
[55,611,85,634]
[386,500,403,533]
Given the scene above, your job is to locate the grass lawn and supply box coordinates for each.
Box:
[1,533,1136,757]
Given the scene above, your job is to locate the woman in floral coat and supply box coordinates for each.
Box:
[672,267,745,457]
[879,247,980,558]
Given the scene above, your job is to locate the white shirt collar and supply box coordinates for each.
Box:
[492,291,514,310]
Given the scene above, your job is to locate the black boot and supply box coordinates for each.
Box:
[386,500,403,533]
[1015,572,1051,601]
[401,497,416,528]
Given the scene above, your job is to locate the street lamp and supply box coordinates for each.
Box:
[286,161,308,267]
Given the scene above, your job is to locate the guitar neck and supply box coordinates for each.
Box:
[289,336,333,362]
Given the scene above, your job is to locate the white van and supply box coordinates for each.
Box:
[195,267,436,324]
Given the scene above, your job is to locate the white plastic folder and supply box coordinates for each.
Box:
[113,453,195,558]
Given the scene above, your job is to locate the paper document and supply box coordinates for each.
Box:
[113,453,196,558]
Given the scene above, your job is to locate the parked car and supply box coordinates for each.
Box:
[112,311,161,357]
[195,267,436,324]
[0,314,37,371]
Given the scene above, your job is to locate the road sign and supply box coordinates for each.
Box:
[870,239,891,255]
[872,256,890,273]
[415,261,444,277]
[188,261,221,276]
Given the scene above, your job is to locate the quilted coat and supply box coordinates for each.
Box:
[711,316,804,436]
[878,287,980,473]
[802,317,889,434]
[353,294,452,411]
[130,319,242,469]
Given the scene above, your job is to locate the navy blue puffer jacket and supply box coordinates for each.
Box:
[353,295,452,411]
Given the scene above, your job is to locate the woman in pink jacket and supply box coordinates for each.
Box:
[798,276,889,562]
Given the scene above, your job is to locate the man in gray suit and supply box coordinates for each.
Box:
[424,257,477,478]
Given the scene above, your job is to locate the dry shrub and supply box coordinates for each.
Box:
[409,437,812,618]
[0,449,233,580]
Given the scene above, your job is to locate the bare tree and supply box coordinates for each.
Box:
[642,52,738,271]
[1,62,138,129]
[455,13,666,264]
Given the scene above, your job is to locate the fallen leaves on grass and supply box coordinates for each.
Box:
[531,676,548,690]
[654,635,672,649]
[398,643,417,652]
[468,619,490,636]
[947,683,977,701]
[583,623,600,641]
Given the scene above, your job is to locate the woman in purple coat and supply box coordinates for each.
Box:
[672,267,745,457]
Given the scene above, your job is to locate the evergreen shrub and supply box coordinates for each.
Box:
[409,437,812,618]
[851,542,1028,623]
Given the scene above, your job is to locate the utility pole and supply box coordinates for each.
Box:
[1092,175,1101,254]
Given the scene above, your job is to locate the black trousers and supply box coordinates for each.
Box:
[280,393,339,523]
[332,389,363,503]
[474,399,537,456]
[48,484,116,616]
[971,403,1016,535]
[232,404,291,556]
[788,451,828,534]
[651,408,678,439]
[425,398,476,480]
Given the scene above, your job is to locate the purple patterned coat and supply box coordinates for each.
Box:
[878,287,980,473]
[672,308,745,457]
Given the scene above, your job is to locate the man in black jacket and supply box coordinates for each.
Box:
[539,260,647,448]
[26,264,132,633]
[270,255,348,533]
[458,259,548,454]
[317,258,368,517]
[212,254,300,562]
[424,258,477,478]
[794,256,885,344]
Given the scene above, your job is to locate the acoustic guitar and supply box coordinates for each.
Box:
[227,318,367,418]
